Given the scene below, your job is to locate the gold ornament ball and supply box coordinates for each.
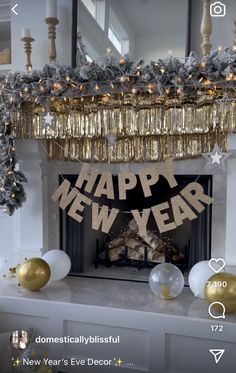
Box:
[204,272,236,314]
[18,258,51,291]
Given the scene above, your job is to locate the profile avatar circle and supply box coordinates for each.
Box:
[10,330,29,350]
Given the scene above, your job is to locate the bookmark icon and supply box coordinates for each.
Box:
[209,349,225,364]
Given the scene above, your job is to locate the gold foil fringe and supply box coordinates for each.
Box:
[12,94,235,161]
[46,133,227,163]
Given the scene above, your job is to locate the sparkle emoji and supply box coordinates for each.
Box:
[114,357,123,366]
[12,357,21,367]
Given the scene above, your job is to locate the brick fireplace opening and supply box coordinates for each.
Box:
[59,174,212,283]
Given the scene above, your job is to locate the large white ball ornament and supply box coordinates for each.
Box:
[188,260,224,299]
[42,250,71,281]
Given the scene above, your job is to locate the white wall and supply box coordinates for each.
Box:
[11,0,72,70]
[134,33,185,62]
[78,0,135,60]
[133,0,188,61]
[191,0,235,55]
[0,0,72,263]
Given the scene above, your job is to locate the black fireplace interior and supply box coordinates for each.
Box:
[60,174,212,282]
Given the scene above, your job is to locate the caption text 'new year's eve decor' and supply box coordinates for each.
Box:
[51,159,213,235]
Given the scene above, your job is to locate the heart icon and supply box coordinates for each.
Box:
[209,258,225,273]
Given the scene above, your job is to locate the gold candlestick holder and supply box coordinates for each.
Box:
[45,17,59,62]
[21,37,35,71]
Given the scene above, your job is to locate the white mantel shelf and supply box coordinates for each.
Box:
[0,276,235,323]
[0,277,236,373]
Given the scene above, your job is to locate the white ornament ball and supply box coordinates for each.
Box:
[188,260,224,299]
[42,250,71,281]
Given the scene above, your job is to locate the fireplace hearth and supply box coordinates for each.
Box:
[60,174,212,283]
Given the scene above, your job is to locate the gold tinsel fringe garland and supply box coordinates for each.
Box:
[12,94,235,161]
[46,133,227,162]
[14,98,236,139]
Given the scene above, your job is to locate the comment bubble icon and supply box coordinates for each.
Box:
[208,302,225,319]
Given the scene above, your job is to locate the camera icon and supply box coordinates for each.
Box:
[210,2,226,17]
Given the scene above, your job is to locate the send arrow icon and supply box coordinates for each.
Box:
[209,349,225,364]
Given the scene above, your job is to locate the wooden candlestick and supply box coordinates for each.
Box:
[21,37,35,71]
[200,0,212,55]
[45,17,59,62]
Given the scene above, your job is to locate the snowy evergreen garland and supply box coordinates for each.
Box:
[0,48,235,106]
[0,109,27,215]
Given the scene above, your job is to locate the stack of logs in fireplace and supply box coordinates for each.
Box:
[103,219,184,265]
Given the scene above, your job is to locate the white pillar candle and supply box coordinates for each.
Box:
[21,28,31,38]
[46,0,58,18]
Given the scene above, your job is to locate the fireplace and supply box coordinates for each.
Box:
[60,174,212,282]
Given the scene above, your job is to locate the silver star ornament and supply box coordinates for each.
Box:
[202,143,231,171]
[107,134,117,148]
[44,112,54,125]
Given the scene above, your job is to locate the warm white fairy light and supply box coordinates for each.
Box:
[147,84,154,93]
[226,73,234,81]
[120,76,126,83]
[119,57,126,65]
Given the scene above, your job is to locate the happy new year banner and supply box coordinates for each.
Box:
[51,159,213,236]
